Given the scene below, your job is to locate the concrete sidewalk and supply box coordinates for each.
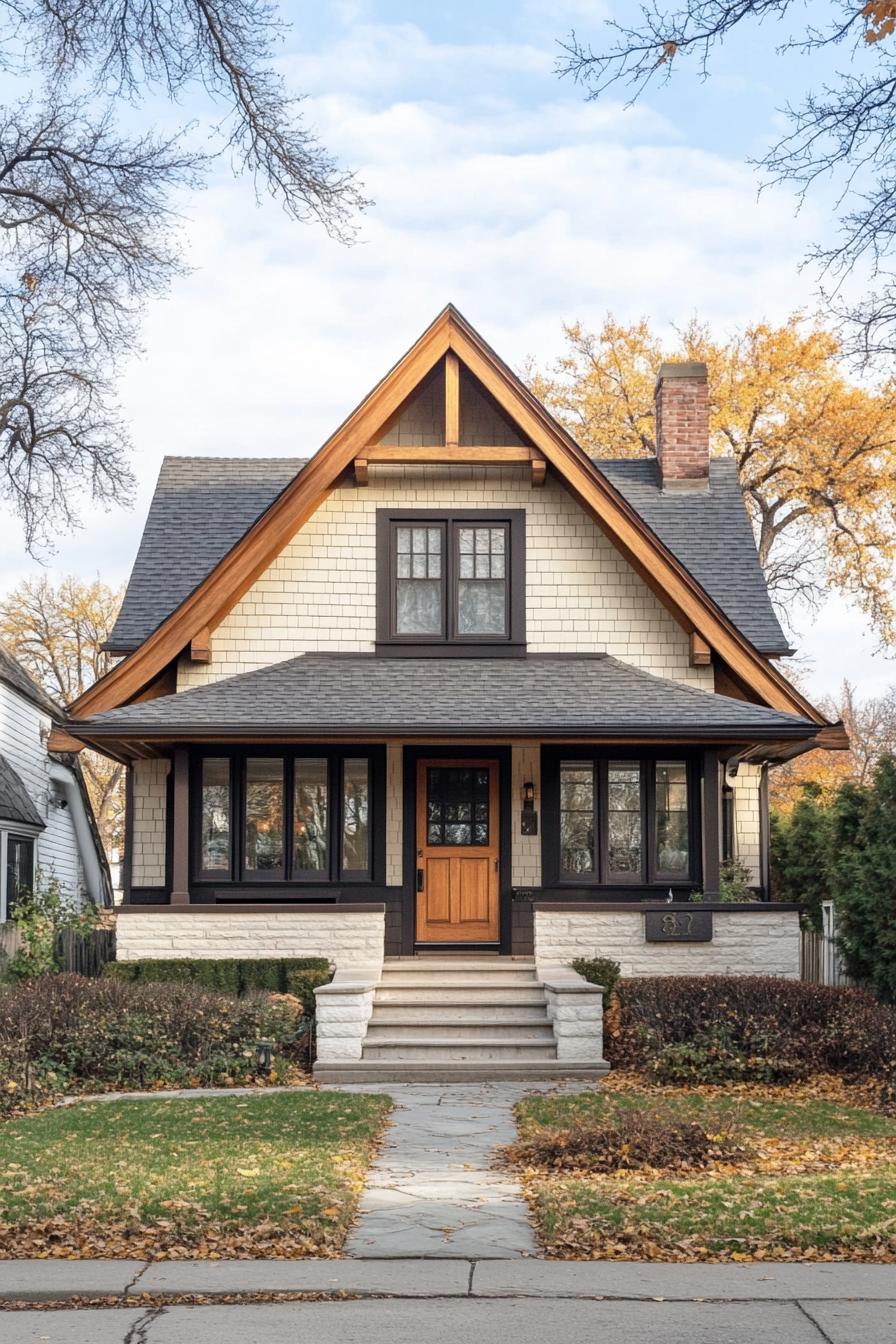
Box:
[0,1259,894,1342]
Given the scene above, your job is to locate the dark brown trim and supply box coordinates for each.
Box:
[532,900,800,913]
[375,509,526,654]
[117,902,386,914]
[701,749,721,897]
[122,763,134,903]
[759,762,771,899]
[170,748,190,904]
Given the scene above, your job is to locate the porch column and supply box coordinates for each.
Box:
[170,747,190,905]
[702,749,721,896]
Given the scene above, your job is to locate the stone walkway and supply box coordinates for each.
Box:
[338,1081,586,1259]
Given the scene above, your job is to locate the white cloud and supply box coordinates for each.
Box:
[4,5,878,699]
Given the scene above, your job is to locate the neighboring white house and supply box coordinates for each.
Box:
[0,645,111,922]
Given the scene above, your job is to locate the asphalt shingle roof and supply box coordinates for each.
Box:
[598,459,789,656]
[0,752,45,829]
[0,645,62,719]
[108,454,788,657]
[79,654,816,739]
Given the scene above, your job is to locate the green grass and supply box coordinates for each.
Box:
[513,1087,896,1260]
[516,1089,896,1141]
[532,1168,896,1257]
[0,1092,391,1258]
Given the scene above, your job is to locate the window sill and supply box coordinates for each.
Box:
[374,642,527,659]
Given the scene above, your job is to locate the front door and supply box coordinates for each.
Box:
[416,759,500,943]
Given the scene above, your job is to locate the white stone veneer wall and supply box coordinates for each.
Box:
[534,906,800,978]
[115,908,385,970]
[177,467,714,692]
[131,759,169,888]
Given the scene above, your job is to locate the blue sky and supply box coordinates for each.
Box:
[2,0,890,700]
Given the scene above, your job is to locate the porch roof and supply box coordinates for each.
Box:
[0,752,45,829]
[72,653,819,743]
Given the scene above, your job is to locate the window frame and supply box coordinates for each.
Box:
[376,509,526,655]
[190,746,384,888]
[2,830,36,922]
[543,748,701,889]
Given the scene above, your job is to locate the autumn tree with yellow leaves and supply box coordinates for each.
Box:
[528,314,896,641]
[0,576,125,861]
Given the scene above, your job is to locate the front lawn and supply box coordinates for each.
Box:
[510,1078,896,1261]
[0,1091,390,1258]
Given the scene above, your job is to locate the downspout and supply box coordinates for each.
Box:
[47,761,106,906]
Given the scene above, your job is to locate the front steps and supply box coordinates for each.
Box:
[313,956,609,1084]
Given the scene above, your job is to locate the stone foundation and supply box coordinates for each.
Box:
[114,905,386,972]
[534,903,800,979]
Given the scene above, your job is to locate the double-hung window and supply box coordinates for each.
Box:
[547,751,697,887]
[2,833,35,921]
[194,749,380,885]
[377,510,525,652]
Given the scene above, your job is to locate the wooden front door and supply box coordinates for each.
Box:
[416,759,500,943]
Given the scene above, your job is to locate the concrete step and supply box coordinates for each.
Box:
[378,974,541,991]
[368,1005,551,1026]
[383,958,534,970]
[374,986,548,1006]
[362,1038,557,1061]
[365,1021,554,1042]
[314,1060,610,1083]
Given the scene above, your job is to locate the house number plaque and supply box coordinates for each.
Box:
[644,910,713,942]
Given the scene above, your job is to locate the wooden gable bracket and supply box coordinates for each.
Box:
[67,305,829,727]
[189,627,212,663]
[690,631,712,667]
[48,726,86,754]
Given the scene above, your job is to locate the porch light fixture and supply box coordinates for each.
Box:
[521,780,537,836]
[254,1039,273,1076]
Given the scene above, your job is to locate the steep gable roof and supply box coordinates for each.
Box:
[110,455,788,657]
[70,305,825,724]
[0,644,62,720]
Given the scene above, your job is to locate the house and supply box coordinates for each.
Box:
[0,645,111,926]
[57,307,845,1079]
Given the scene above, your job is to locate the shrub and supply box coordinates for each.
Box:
[508,1110,747,1173]
[830,758,896,1001]
[104,956,331,1006]
[571,956,621,1000]
[770,782,832,930]
[8,871,98,980]
[608,975,896,1083]
[0,974,303,1114]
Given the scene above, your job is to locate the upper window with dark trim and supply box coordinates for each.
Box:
[544,749,698,887]
[376,510,525,653]
[193,747,382,885]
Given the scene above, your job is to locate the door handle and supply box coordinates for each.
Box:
[416,868,424,892]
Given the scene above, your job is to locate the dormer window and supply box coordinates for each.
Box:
[376,510,525,655]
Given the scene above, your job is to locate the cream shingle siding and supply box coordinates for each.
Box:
[732,762,763,886]
[131,759,169,888]
[512,744,540,888]
[177,467,714,691]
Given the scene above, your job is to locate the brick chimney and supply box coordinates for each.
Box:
[654,361,710,490]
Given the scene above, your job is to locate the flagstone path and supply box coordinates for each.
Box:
[337,1082,588,1259]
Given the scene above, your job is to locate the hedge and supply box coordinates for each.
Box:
[0,974,304,1114]
[104,957,332,1014]
[607,975,896,1084]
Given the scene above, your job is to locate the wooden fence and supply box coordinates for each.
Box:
[0,924,115,977]
[800,901,853,987]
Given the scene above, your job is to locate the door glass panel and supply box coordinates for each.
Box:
[245,758,284,873]
[608,762,642,877]
[426,766,490,846]
[559,762,594,874]
[342,758,370,873]
[655,762,690,875]
[395,524,444,634]
[456,525,508,635]
[200,757,231,873]
[294,757,328,875]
